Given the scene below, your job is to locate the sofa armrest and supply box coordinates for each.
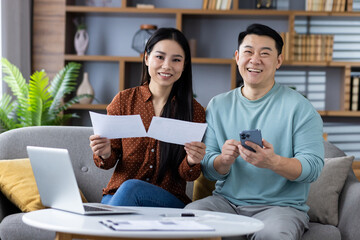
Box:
[0,191,20,222]
[337,170,360,240]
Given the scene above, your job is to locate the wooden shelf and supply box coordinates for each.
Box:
[69,104,108,110]
[320,111,360,117]
[67,105,360,118]
[65,6,360,18]
[64,54,360,68]
[65,55,235,65]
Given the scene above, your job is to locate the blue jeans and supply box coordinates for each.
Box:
[101,179,185,208]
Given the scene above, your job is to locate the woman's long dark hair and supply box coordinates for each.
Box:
[140,28,194,183]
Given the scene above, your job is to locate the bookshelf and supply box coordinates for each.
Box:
[33,0,360,117]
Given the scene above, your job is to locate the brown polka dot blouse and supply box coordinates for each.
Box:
[93,84,206,204]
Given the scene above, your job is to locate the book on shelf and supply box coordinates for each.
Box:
[226,0,232,10]
[326,35,334,62]
[136,4,155,9]
[325,0,334,11]
[350,76,360,111]
[210,0,217,10]
[203,0,230,10]
[340,0,347,11]
[347,0,353,11]
[202,0,209,9]
[216,0,222,10]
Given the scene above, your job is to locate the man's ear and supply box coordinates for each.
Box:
[235,49,239,63]
[276,53,283,69]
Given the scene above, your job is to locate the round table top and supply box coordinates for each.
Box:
[22,206,264,239]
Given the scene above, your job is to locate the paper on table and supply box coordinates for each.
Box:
[89,111,147,139]
[89,112,207,145]
[147,117,207,145]
[99,219,214,231]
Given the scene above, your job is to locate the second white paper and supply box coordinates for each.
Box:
[147,117,207,145]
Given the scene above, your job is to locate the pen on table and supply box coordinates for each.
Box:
[160,213,196,217]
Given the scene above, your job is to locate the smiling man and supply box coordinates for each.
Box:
[185,24,324,240]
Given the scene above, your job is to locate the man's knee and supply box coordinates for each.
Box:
[251,228,297,240]
[185,198,210,210]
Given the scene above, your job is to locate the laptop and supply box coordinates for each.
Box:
[26,146,136,215]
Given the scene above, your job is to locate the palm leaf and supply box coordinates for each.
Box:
[48,62,81,114]
[28,70,52,126]
[0,94,17,132]
[1,58,29,125]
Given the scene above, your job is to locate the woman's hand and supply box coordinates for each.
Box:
[184,142,206,166]
[89,135,111,159]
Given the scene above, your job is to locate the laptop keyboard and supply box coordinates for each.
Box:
[84,205,112,212]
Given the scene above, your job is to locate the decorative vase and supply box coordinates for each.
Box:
[74,29,89,56]
[131,24,157,55]
[76,72,94,104]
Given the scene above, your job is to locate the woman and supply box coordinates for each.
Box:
[89,28,206,208]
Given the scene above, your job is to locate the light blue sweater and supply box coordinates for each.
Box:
[202,82,324,212]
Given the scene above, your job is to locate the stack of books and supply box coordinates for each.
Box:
[292,34,334,62]
[305,0,353,12]
[202,0,232,10]
[350,76,360,111]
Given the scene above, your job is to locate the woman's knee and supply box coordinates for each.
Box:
[118,179,146,193]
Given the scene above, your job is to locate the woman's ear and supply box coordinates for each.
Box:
[144,52,149,66]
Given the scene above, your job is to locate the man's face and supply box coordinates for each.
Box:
[235,34,282,89]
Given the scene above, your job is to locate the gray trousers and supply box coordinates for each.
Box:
[185,194,309,240]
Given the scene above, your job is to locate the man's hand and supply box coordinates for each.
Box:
[185,142,206,166]
[239,138,279,169]
[89,135,111,159]
[214,139,241,175]
[239,139,301,180]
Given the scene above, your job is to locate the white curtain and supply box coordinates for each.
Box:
[1,0,32,94]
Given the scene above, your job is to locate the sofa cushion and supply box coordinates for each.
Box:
[301,222,341,240]
[0,213,55,240]
[307,155,354,226]
[0,158,87,212]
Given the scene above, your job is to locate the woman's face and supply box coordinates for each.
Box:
[145,39,185,90]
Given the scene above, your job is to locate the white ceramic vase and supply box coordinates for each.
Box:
[76,72,94,104]
[74,29,89,56]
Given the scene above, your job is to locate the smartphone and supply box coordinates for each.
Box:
[239,129,263,152]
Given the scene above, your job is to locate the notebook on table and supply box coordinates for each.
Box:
[26,146,136,215]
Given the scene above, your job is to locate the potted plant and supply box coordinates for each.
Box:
[0,58,91,133]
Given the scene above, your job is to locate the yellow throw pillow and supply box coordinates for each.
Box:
[193,172,216,201]
[0,158,87,212]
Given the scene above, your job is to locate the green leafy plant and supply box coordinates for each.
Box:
[0,58,90,133]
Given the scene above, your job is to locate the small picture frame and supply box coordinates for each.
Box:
[256,0,277,9]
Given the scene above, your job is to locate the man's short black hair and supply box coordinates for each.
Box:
[238,23,284,56]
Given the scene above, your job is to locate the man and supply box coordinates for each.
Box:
[185,23,324,240]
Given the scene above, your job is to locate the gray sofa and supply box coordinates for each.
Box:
[0,126,359,240]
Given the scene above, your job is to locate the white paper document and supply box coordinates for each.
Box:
[89,112,147,139]
[89,112,207,145]
[99,219,214,231]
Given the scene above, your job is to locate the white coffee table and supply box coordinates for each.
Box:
[22,207,264,240]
